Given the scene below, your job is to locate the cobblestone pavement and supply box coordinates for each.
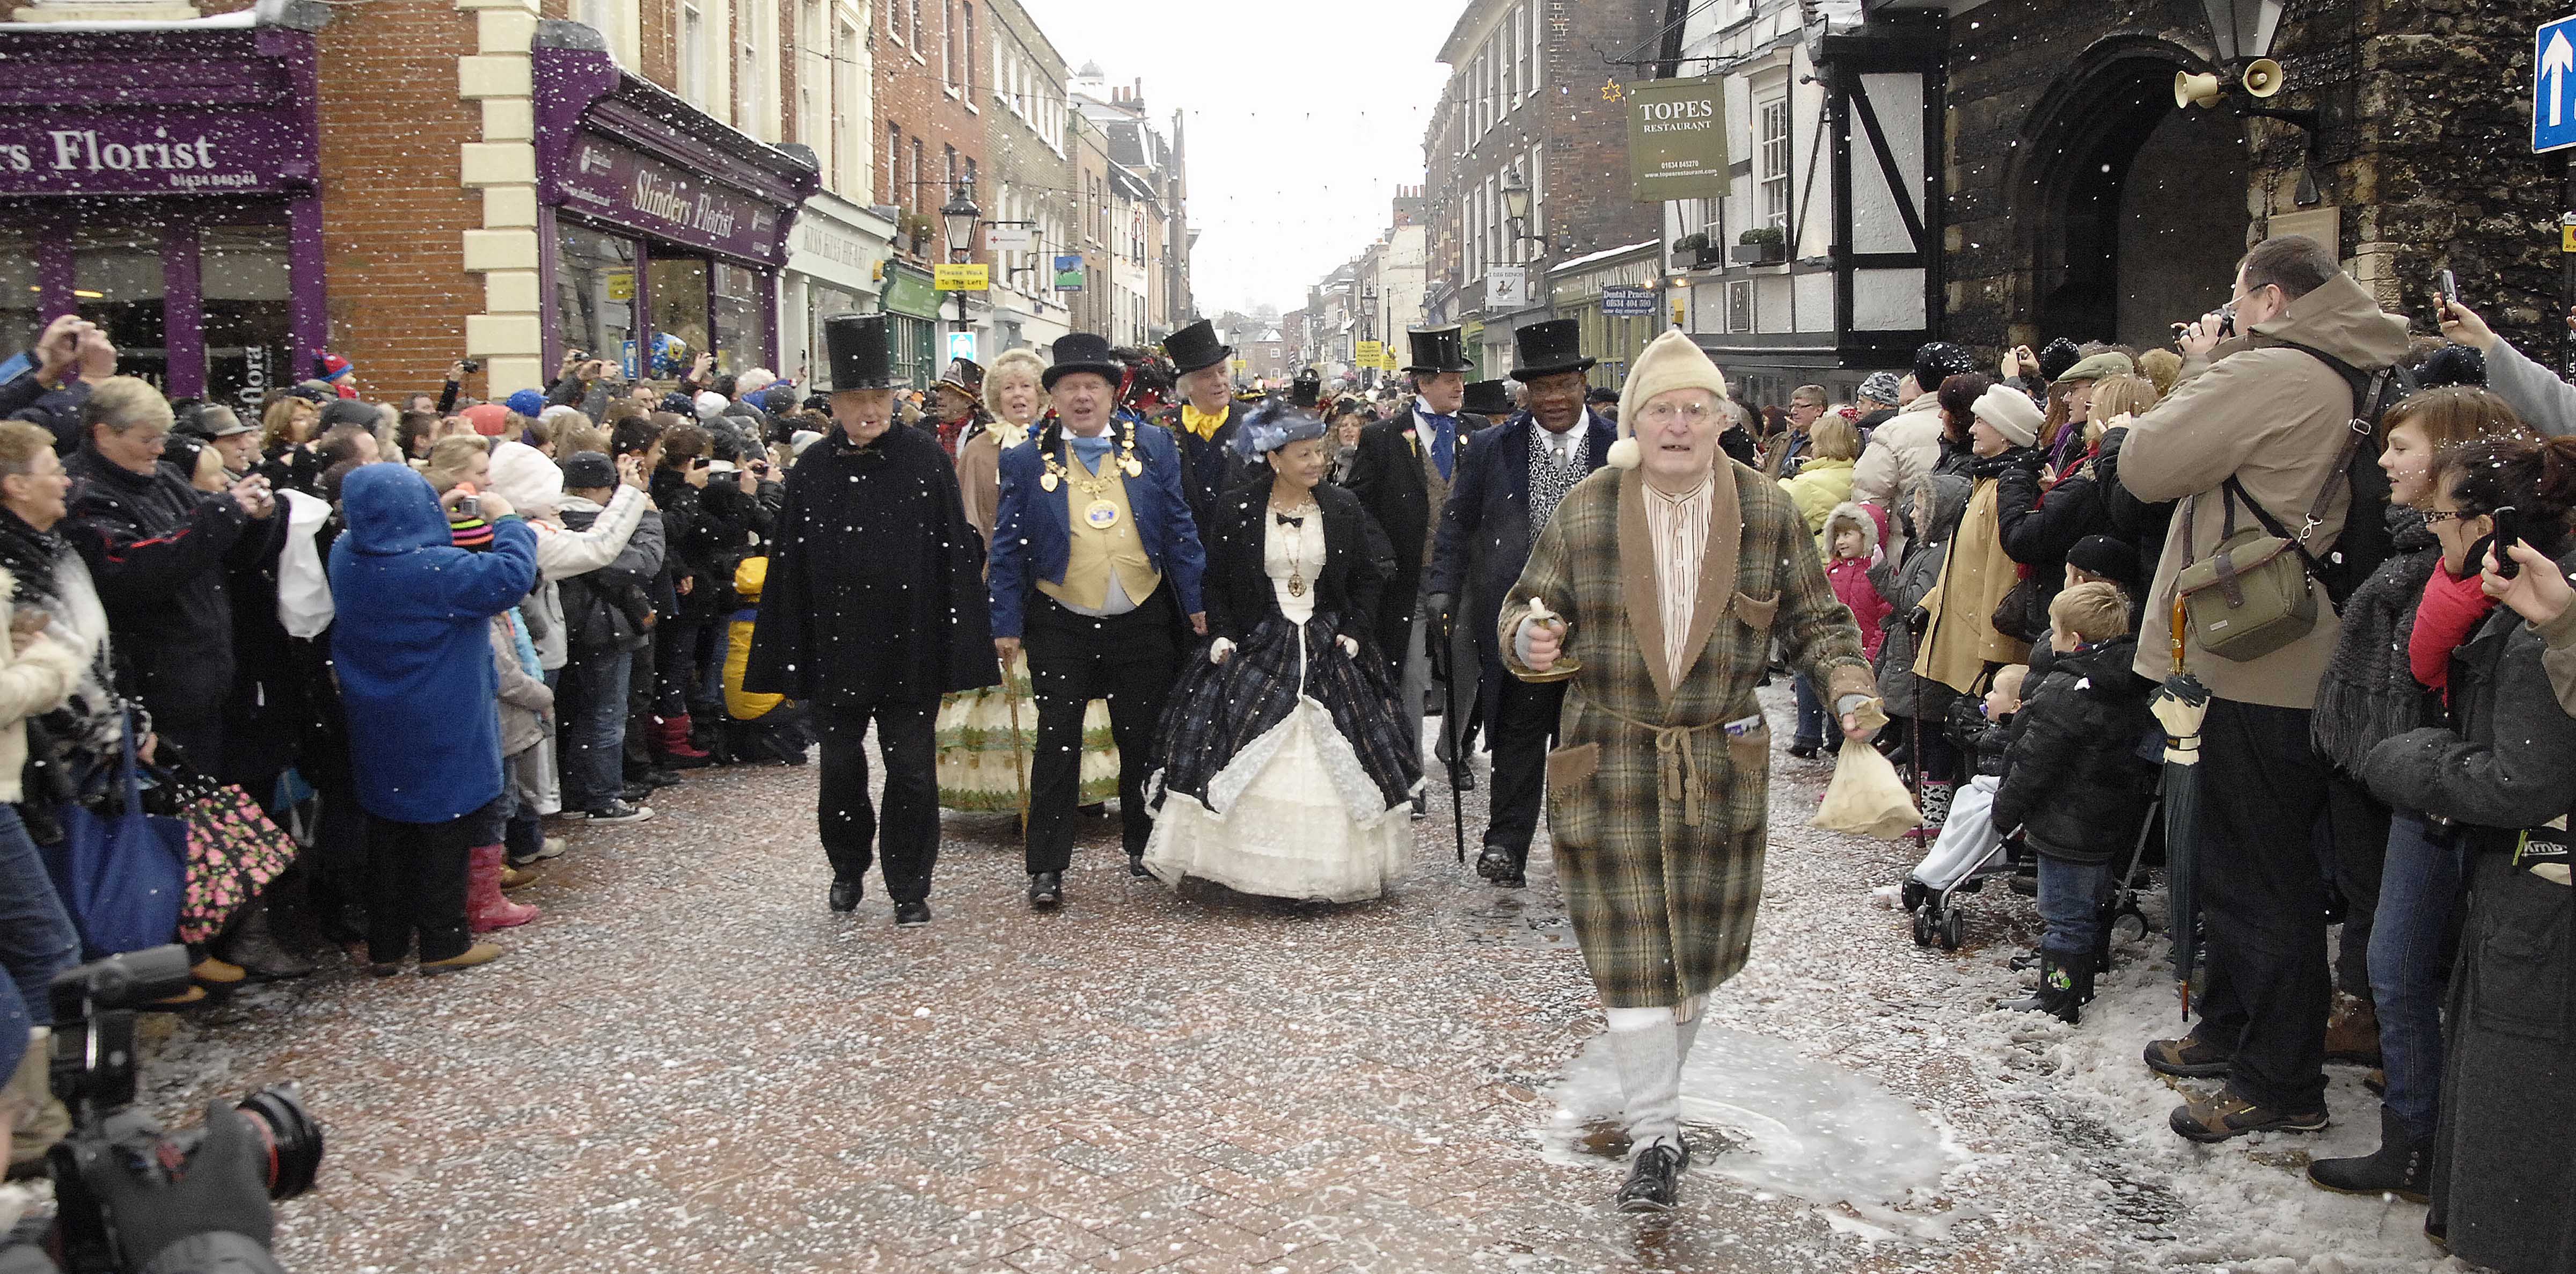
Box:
[123,684,2398,1273]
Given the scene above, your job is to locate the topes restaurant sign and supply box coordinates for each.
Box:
[1626,74,1729,203]
[0,112,306,197]
[559,131,787,265]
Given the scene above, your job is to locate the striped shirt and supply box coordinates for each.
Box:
[1642,473,1713,685]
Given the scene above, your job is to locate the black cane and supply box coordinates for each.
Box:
[1433,609,1467,864]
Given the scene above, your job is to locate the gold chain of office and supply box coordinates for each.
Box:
[1039,420,1145,531]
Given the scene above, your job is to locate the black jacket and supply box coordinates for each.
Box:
[1991,635,2157,866]
[1426,411,1616,681]
[63,447,281,741]
[1945,693,2014,780]
[1996,445,2113,589]
[2094,427,2176,596]
[1344,407,1487,668]
[743,425,997,706]
[1159,401,1252,530]
[1201,479,1390,651]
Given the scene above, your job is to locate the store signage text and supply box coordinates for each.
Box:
[558,132,791,266]
[0,114,298,196]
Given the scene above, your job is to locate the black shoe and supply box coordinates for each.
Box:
[2307,1106,2430,1203]
[1128,853,1151,879]
[1079,802,1110,818]
[1029,871,1063,908]
[1410,792,1428,821]
[1475,845,1526,889]
[1787,743,1819,760]
[829,878,861,913]
[1441,762,1474,791]
[1615,1141,1690,1213]
[633,768,684,789]
[2008,951,2041,972]
[894,900,931,927]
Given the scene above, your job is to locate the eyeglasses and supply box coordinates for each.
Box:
[1637,399,1716,426]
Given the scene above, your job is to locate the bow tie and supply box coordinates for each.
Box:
[1274,513,1305,528]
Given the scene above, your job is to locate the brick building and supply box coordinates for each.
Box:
[977,0,1074,360]
[872,0,989,385]
[1427,0,1672,377]
[1065,97,1114,338]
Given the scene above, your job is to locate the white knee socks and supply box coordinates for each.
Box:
[1605,1019,1682,1151]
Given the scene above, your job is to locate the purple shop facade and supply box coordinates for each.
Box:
[0,2,329,405]
[532,25,819,378]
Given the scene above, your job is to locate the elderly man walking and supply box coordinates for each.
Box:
[1504,329,1872,1213]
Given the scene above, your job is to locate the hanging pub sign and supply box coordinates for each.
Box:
[1627,74,1729,203]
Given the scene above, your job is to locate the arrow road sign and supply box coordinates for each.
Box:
[2537,16,2576,153]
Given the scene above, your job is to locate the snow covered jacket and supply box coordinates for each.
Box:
[1871,472,1971,718]
[555,493,664,656]
[1992,635,2157,867]
[1850,395,1945,527]
[328,464,537,823]
[486,441,649,669]
[0,566,80,804]
[1823,501,1890,660]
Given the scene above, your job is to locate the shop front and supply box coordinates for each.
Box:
[1546,241,1659,391]
[878,261,942,392]
[533,39,817,383]
[0,2,328,409]
[779,191,891,390]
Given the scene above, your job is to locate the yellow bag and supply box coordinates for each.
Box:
[1811,739,1921,840]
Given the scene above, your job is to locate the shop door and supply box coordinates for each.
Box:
[201,225,292,413]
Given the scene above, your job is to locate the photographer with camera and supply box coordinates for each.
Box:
[544,351,615,423]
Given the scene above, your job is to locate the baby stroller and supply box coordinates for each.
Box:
[1902,776,2017,951]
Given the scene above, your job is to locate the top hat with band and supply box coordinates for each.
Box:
[1044,333,1126,390]
[1402,326,1475,375]
[1508,319,1597,383]
[1462,380,1514,417]
[824,314,896,391]
[1162,319,1233,375]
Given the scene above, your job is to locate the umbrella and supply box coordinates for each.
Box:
[2150,594,2214,1021]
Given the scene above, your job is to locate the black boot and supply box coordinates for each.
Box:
[1998,950,2092,1023]
[1128,852,1151,879]
[828,878,861,913]
[1029,871,1063,908]
[1475,845,1526,887]
[1615,1141,1690,1213]
[2307,1106,2430,1204]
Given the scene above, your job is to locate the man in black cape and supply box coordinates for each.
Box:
[744,313,998,926]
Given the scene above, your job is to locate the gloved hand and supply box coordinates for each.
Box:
[1209,638,1236,666]
[1337,634,1359,658]
[1907,607,1930,638]
[1424,593,1454,645]
[73,1102,276,1269]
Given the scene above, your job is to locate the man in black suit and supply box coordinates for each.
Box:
[1157,318,1252,528]
[1426,318,1614,886]
[1346,326,1488,815]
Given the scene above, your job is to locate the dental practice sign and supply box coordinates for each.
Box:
[0,114,299,195]
[1626,74,1728,202]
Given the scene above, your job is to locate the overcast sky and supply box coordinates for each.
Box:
[1018,0,1455,318]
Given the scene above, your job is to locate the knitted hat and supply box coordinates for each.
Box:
[1608,329,1730,471]
[693,391,729,420]
[2419,343,2487,389]
[561,451,616,490]
[317,352,353,383]
[789,429,825,458]
[1972,384,2045,448]
[1858,371,1903,406]
[2036,338,2083,383]
[1911,341,1975,391]
[448,509,495,550]
[462,403,510,436]
[505,389,547,418]
[2057,351,2135,383]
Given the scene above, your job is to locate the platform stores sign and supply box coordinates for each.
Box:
[1626,74,1728,203]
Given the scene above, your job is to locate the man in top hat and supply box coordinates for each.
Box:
[1158,318,1252,527]
[989,332,1208,908]
[1348,325,1492,810]
[930,356,990,457]
[1462,378,1516,420]
[1503,329,1873,1213]
[1428,317,1618,885]
[744,314,998,926]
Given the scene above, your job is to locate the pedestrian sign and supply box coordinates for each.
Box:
[934,263,990,291]
[1357,340,1384,366]
[2537,15,2576,153]
[948,332,978,363]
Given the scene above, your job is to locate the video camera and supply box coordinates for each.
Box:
[43,946,323,1274]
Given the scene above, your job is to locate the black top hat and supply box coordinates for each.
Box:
[1289,368,1322,410]
[1462,380,1514,417]
[1163,319,1232,375]
[1044,333,1126,390]
[1509,319,1596,382]
[824,313,896,390]
[1402,326,1475,374]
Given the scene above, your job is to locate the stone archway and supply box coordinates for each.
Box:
[2007,37,2252,350]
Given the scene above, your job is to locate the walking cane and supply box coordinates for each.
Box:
[1435,615,1467,865]
[1004,649,1030,833]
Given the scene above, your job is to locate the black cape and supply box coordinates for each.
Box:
[743,424,998,706]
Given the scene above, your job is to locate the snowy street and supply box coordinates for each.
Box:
[116,683,2446,1274]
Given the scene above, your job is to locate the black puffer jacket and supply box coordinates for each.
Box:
[2094,427,2175,598]
[1991,635,2158,865]
[1945,692,2014,780]
[1997,443,2114,590]
[2312,505,2440,776]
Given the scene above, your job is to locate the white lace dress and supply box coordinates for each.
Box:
[1142,511,1411,902]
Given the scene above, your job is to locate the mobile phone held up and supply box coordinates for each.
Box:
[2493,504,2522,579]
[2438,268,2460,310]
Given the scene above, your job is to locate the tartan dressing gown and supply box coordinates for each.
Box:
[1502,461,1872,1009]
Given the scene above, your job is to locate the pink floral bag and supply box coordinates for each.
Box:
[166,770,298,944]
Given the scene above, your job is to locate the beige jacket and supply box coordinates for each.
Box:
[0,567,84,803]
[2118,271,2411,708]
[1850,395,1945,512]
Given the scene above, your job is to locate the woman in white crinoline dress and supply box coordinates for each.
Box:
[1144,401,1420,902]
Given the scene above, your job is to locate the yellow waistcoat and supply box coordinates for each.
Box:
[1036,455,1162,611]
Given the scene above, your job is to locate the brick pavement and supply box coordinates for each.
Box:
[132,687,2147,1273]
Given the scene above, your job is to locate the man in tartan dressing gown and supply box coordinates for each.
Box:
[1503,330,1875,1213]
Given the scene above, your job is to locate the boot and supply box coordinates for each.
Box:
[465,845,540,932]
[500,862,539,892]
[2307,1105,2430,1203]
[1918,780,1954,833]
[189,956,245,987]
[2323,994,2383,1067]
[6,1027,69,1174]
[1998,950,2093,1023]
[217,897,315,981]
[420,942,503,975]
[657,715,713,769]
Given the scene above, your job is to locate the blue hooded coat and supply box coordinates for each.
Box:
[328,464,538,824]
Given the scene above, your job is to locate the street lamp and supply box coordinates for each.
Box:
[1360,285,1380,388]
[1501,165,1531,227]
[940,185,981,352]
[2198,0,2280,65]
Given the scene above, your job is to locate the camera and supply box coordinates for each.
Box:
[45,947,323,1274]
[459,359,481,374]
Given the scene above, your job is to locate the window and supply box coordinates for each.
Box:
[909,137,923,212]
[942,0,958,88]
[739,0,769,141]
[884,124,901,205]
[961,3,975,96]
[1501,15,1515,104]
[1528,0,1542,91]
[908,0,921,50]
[1728,280,1753,334]
[200,224,292,412]
[555,225,639,380]
[1759,97,1790,231]
[678,0,705,104]
[835,20,861,197]
[964,157,977,202]
[943,143,957,193]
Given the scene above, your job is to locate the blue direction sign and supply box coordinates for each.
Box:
[2538,15,2576,153]
[1601,285,1659,317]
